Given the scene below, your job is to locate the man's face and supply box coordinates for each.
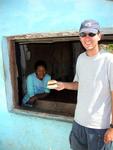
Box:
[79,32,101,51]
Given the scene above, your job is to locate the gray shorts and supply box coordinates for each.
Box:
[69,121,113,150]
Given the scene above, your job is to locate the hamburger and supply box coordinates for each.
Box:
[47,80,58,89]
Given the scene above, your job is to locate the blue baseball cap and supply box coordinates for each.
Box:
[79,19,100,33]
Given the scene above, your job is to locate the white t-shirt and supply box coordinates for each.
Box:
[74,49,113,129]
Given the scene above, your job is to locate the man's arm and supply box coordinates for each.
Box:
[104,91,113,144]
[56,81,78,91]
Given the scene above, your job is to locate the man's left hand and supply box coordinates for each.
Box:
[104,128,113,144]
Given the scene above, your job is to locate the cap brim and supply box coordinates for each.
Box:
[79,28,98,34]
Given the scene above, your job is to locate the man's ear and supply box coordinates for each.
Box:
[98,33,102,41]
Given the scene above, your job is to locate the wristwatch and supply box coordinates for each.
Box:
[110,124,113,128]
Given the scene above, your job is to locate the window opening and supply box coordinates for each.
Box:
[6,32,113,117]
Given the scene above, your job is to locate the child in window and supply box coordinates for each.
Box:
[23,60,51,106]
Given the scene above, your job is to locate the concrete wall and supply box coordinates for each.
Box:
[0,0,113,150]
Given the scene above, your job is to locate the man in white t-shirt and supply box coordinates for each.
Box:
[55,20,113,150]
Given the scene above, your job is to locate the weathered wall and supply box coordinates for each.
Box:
[0,0,113,150]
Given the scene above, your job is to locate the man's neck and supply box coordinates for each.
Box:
[86,46,100,57]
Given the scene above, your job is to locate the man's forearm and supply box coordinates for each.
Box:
[63,81,78,90]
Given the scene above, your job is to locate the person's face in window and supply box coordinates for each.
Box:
[36,66,46,80]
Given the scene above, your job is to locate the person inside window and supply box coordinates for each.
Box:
[23,60,51,106]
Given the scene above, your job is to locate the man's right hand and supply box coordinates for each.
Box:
[56,82,65,91]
